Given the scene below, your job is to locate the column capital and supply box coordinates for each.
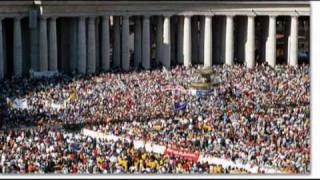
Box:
[103,15,110,19]
[226,14,235,18]
[40,16,48,21]
[143,15,151,18]
[14,16,23,21]
[122,15,130,20]
[163,14,172,18]
[79,16,87,20]
[50,16,58,21]
[291,14,299,18]
[181,14,193,18]
[247,14,257,17]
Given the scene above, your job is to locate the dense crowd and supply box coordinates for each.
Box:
[0,63,310,174]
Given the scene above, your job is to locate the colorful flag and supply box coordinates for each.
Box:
[174,102,187,111]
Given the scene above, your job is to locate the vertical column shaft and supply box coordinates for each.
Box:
[30,17,39,72]
[225,15,234,65]
[39,17,48,72]
[183,15,192,67]
[88,17,96,74]
[121,16,130,71]
[0,18,3,79]
[113,16,121,68]
[163,15,171,68]
[142,15,150,69]
[289,15,298,66]
[78,17,87,74]
[101,16,110,71]
[156,16,163,65]
[245,15,255,68]
[204,15,212,67]
[134,16,142,68]
[49,17,58,72]
[14,17,22,77]
[177,16,184,64]
[266,16,277,67]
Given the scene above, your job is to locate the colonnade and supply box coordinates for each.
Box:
[0,13,307,79]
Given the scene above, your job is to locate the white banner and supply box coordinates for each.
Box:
[82,128,283,174]
[198,154,283,174]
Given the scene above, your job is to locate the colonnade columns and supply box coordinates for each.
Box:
[183,15,192,67]
[87,17,96,74]
[49,17,58,72]
[288,15,298,66]
[245,15,255,68]
[204,15,212,67]
[199,16,205,65]
[121,16,130,71]
[266,15,277,67]
[225,15,234,66]
[142,15,150,70]
[0,18,3,79]
[39,17,48,72]
[156,16,163,66]
[162,15,171,68]
[135,16,142,68]
[78,17,87,74]
[101,16,110,71]
[14,17,22,77]
[113,16,121,68]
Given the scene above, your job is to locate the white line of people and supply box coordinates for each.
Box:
[0,63,310,174]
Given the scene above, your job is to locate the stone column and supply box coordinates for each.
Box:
[225,15,234,66]
[101,16,110,71]
[204,15,212,67]
[30,15,39,72]
[156,16,163,65]
[87,17,96,74]
[121,16,130,71]
[177,16,184,64]
[78,17,87,74]
[39,17,48,72]
[245,15,255,68]
[163,15,171,68]
[142,15,150,69]
[183,15,192,67]
[266,15,277,67]
[113,16,121,68]
[49,17,58,72]
[288,15,298,66]
[14,17,22,77]
[134,16,142,68]
[0,18,3,79]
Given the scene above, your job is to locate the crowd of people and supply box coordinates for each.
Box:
[0,63,310,174]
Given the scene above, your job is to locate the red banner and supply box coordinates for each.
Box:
[164,148,200,162]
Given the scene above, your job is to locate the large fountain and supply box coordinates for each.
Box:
[189,67,220,91]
